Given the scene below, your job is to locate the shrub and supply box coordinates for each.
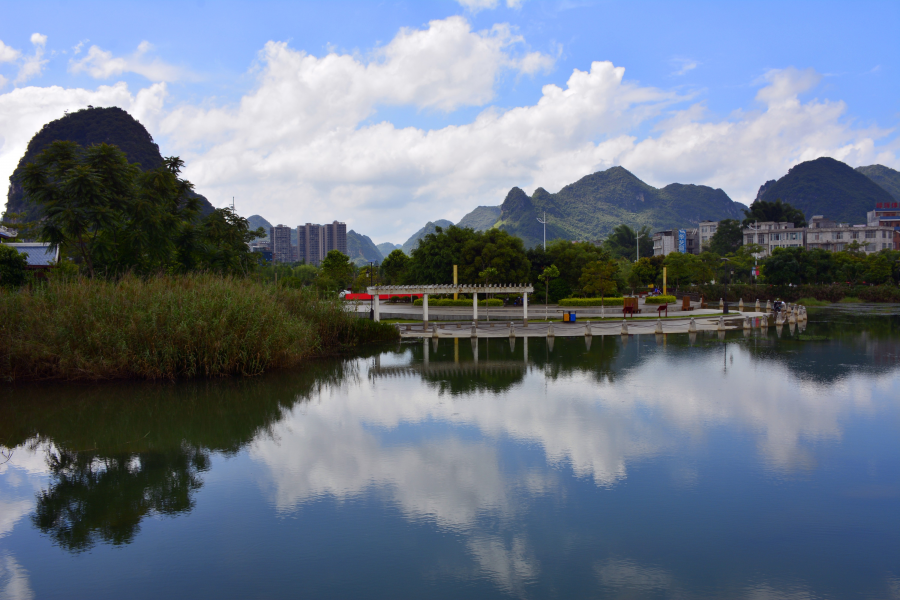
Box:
[0,274,397,381]
[558,297,624,307]
[644,295,677,304]
[0,245,28,288]
[413,298,503,307]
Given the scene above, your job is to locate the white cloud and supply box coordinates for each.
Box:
[69,41,185,82]
[670,57,699,76]
[457,0,500,12]
[0,17,897,243]
[456,0,524,11]
[0,41,20,63]
[0,553,35,600]
[13,34,48,85]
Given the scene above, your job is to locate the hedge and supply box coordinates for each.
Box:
[558,297,624,307]
[413,298,503,307]
[644,295,677,305]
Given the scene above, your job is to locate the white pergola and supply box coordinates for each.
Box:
[366,284,534,324]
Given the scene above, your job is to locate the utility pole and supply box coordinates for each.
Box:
[636,229,645,262]
[369,261,374,321]
[536,212,547,249]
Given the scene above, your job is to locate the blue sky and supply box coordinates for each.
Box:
[1,1,898,243]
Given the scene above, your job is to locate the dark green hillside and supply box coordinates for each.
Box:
[401,219,453,255]
[758,157,892,224]
[456,205,501,231]
[247,215,273,237]
[857,164,900,202]
[5,107,215,223]
[347,230,383,265]
[496,167,745,248]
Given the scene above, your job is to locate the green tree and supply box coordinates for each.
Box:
[319,250,354,291]
[708,219,743,255]
[533,240,609,294]
[380,249,410,284]
[631,255,665,288]
[538,264,560,319]
[579,259,619,309]
[664,252,704,288]
[353,264,380,292]
[408,226,530,285]
[742,198,807,228]
[763,247,804,285]
[0,245,29,288]
[603,224,653,261]
[21,141,262,277]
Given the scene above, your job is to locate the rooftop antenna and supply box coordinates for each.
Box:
[536,211,547,249]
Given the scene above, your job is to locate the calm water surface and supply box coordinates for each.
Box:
[2,307,900,599]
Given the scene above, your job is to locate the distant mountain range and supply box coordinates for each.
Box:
[450,166,745,248]
[756,157,895,224]
[376,242,401,257]
[4,107,215,222]
[249,159,900,261]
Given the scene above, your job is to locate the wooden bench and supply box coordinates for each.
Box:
[657,303,668,317]
[681,296,695,311]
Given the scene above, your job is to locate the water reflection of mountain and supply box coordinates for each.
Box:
[0,357,367,552]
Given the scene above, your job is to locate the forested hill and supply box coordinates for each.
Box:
[857,164,900,202]
[494,166,745,248]
[4,106,215,222]
[347,230,383,265]
[456,206,501,231]
[758,157,893,224]
[401,219,453,255]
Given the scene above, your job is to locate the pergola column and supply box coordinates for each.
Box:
[473,291,478,321]
[423,293,429,328]
[523,292,528,327]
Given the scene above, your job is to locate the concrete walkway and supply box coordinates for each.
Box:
[396,312,791,338]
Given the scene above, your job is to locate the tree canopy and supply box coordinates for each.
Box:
[742,198,807,228]
[602,224,654,261]
[21,141,262,277]
[708,219,744,255]
[406,225,530,285]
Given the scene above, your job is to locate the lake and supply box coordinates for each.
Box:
[2,306,899,599]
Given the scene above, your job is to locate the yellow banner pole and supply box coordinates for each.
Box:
[453,265,458,300]
[663,266,667,296]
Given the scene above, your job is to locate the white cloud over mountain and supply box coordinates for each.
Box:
[0,17,896,242]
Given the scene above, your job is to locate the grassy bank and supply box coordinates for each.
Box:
[0,274,397,381]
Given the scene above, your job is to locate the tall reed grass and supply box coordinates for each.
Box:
[0,274,397,381]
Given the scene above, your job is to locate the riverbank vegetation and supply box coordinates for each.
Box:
[0,274,395,381]
[1,142,396,381]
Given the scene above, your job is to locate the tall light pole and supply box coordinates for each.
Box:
[536,212,547,249]
[636,230,646,262]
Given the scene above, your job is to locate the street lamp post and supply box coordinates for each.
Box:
[369,261,374,321]
[536,212,547,249]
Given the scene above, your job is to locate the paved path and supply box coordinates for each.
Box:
[395,312,792,338]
